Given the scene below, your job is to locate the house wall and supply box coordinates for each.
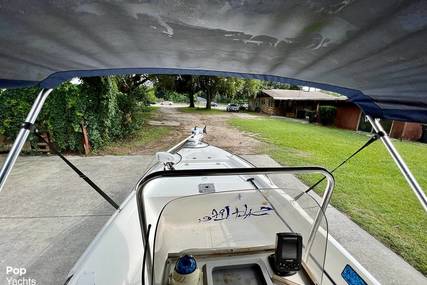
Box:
[258,98,318,118]
[257,95,341,119]
[255,92,425,142]
[389,121,405,138]
[259,97,277,115]
[275,100,295,117]
[390,121,423,141]
[335,104,361,130]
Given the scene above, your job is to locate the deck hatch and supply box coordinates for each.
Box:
[198,183,215,194]
[212,264,267,285]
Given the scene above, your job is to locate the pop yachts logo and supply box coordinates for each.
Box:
[5,266,37,285]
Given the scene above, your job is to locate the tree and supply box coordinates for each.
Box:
[175,75,196,108]
[116,74,151,94]
[189,90,195,107]
[262,80,300,90]
[150,75,299,109]
[152,75,177,98]
[151,74,197,107]
[216,77,243,101]
[238,79,262,100]
[196,76,223,109]
[80,76,124,146]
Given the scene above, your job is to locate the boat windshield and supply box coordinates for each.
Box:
[148,184,328,285]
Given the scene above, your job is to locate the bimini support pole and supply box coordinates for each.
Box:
[0,88,53,192]
[366,115,427,212]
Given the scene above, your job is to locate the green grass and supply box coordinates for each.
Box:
[99,126,171,155]
[96,106,171,155]
[140,105,159,117]
[230,117,427,274]
[179,107,225,114]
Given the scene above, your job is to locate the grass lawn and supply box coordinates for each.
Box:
[98,126,171,155]
[179,107,225,114]
[96,106,172,155]
[230,117,427,275]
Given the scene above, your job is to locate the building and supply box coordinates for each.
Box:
[250,89,347,118]
[250,89,425,142]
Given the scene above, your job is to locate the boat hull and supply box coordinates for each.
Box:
[66,145,380,285]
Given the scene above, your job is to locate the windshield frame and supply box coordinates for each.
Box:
[135,166,335,285]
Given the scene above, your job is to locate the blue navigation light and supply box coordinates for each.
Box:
[341,264,367,285]
[175,255,197,275]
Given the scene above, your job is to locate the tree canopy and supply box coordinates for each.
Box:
[0,74,300,152]
[151,75,287,108]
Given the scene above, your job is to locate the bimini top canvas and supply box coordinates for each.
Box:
[0,0,426,122]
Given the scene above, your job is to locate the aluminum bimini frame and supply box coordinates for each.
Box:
[0,88,53,191]
[365,116,427,212]
[0,88,426,214]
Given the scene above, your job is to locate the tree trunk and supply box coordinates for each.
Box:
[189,93,195,108]
[206,90,212,109]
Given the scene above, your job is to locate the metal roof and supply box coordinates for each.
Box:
[0,1,426,122]
[261,89,347,101]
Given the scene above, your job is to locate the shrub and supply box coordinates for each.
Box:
[162,90,188,103]
[0,87,38,142]
[41,82,85,151]
[318,105,336,125]
[0,76,151,152]
[146,88,157,104]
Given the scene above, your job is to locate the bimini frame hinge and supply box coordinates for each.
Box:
[21,122,36,131]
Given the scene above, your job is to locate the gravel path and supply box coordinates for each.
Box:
[148,106,268,154]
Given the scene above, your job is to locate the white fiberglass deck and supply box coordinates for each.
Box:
[66,144,379,285]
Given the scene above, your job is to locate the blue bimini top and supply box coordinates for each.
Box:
[0,0,426,122]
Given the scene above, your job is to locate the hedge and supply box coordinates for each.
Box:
[318,105,337,125]
[0,77,150,152]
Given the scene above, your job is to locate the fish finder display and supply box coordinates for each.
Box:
[281,238,297,259]
[269,232,302,276]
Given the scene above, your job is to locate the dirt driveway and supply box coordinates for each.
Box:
[146,106,268,154]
